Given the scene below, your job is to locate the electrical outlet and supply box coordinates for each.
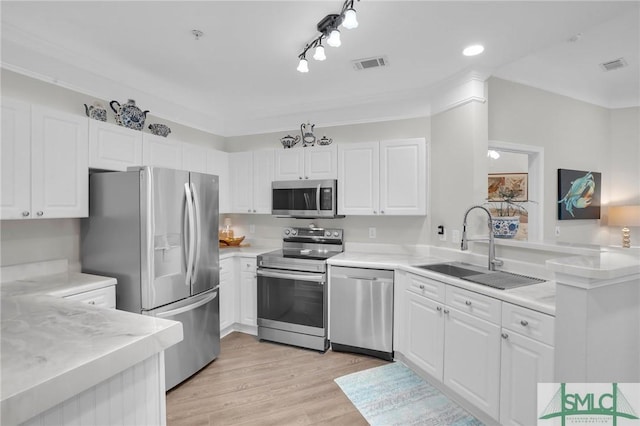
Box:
[369,227,377,238]
[438,228,447,241]
[452,229,461,244]
[249,224,255,234]
[555,226,560,237]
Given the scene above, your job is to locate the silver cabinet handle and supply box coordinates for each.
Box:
[443,309,450,314]
[502,332,509,339]
[247,209,251,213]
[465,300,472,306]
[373,210,377,214]
[419,284,425,289]
[298,176,302,179]
[436,306,442,312]
[381,210,385,214]
[253,209,256,213]
[22,211,30,217]
[88,301,96,305]
[520,320,529,327]
[305,176,309,179]
[37,211,43,216]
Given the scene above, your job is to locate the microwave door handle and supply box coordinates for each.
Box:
[316,183,321,215]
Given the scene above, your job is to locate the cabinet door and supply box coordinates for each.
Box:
[379,138,426,215]
[405,291,445,381]
[142,134,182,169]
[219,257,236,332]
[31,106,89,218]
[274,149,304,181]
[305,145,337,179]
[500,331,554,426]
[252,150,274,214]
[1,98,31,219]
[444,307,501,420]
[182,143,209,173]
[240,258,257,326]
[229,151,253,213]
[207,149,230,214]
[88,120,143,171]
[338,142,379,215]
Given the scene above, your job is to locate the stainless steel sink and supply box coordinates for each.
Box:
[412,262,545,290]
[412,262,487,278]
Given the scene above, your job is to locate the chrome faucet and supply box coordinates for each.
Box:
[461,205,503,271]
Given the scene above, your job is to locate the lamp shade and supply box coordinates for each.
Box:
[297,58,309,73]
[608,205,640,226]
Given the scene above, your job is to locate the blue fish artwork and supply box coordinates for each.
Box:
[557,169,602,220]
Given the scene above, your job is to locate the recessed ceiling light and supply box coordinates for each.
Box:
[463,45,484,56]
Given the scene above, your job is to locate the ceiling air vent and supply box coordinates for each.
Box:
[352,56,389,71]
[600,57,627,72]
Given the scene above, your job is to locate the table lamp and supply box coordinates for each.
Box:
[608,205,640,248]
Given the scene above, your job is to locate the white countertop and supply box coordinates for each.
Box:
[0,265,183,426]
[546,251,640,280]
[328,251,556,315]
[219,246,278,259]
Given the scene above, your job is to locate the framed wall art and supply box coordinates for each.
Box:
[557,169,601,220]
[488,173,528,201]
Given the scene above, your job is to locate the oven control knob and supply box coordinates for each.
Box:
[333,231,340,237]
[324,230,331,237]
[291,229,298,236]
[284,229,290,235]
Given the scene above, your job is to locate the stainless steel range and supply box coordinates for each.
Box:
[257,226,344,352]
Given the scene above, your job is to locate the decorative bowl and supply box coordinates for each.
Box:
[219,236,245,246]
[148,123,172,137]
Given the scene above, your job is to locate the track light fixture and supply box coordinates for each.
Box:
[296,0,360,73]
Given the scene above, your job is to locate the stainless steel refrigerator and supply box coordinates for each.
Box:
[81,166,220,390]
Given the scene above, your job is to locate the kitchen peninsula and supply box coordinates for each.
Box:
[1,260,183,426]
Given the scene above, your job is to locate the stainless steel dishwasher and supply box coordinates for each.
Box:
[329,266,394,361]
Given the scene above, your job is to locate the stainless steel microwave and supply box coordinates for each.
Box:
[272,179,342,218]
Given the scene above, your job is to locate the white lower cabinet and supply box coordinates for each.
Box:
[219,257,236,333]
[64,285,116,309]
[500,303,554,426]
[397,271,554,423]
[239,257,257,327]
[443,305,501,420]
[405,291,445,379]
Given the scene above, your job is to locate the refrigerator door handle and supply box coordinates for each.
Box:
[184,183,196,287]
[190,182,202,284]
[154,290,218,319]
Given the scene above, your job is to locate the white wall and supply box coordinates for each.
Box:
[488,77,612,245]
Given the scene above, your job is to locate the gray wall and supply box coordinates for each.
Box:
[488,77,614,245]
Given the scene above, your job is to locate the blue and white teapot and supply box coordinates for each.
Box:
[110,99,149,131]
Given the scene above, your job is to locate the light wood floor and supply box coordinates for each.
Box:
[166,332,388,426]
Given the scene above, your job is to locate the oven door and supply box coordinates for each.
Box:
[257,268,326,337]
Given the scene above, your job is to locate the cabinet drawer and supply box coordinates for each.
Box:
[502,303,554,346]
[64,286,116,309]
[240,257,257,272]
[406,273,445,302]
[446,286,501,324]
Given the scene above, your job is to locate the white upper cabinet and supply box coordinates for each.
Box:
[142,133,182,169]
[229,150,274,214]
[88,120,143,171]
[274,145,337,181]
[1,98,32,219]
[207,149,230,214]
[31,106,89,218]
[338,142,379,215]
[380,139,427,215]
[182,142,209,174]
[339,138,427,216]
[1,101,89,219]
